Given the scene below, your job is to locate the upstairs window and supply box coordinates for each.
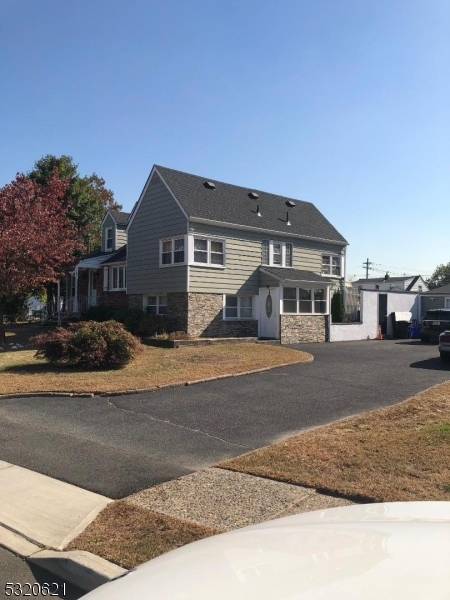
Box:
[191,237,225,267]
[322,254,341,276]
[261,241,293,267]
[160,237,186,266]
[105,228,113,251]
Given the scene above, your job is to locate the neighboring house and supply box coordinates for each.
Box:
[124,165,348,343]
[68,210,129,313]
[421,283,450,316]
[354,275,429,293]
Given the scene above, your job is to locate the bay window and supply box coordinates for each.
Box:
[160,237,186,266]
[191,237,225,267]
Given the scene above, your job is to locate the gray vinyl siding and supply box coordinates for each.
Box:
[421,295,447,315]
[102,214,116,252]
[116,226,127,249]
[127,173,188,294]
[188,223,345,294]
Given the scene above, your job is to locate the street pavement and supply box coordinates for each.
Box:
[0,547,84,599]
[0,340,448,498]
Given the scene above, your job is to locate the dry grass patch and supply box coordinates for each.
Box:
[219,381,450,503]
[0,344,309,394]
[66,501,221,569]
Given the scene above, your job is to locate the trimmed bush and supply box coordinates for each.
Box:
[124,309,168,336]
[331,290,346,323]
[167,331,190,341]
[33,320,142,369]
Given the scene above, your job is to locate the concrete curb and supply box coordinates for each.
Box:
[0,353,314,399]
[28,550,127,593]
[0,524,125,593]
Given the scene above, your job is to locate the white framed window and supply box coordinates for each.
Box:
[282,287,328,315]
[322,254,341,276]
[110,266,126,290]
[224,295,253,320]
[190,236,225,268]
[145,294,168,315]
[105,227,113,251]
[261,241,293,267]
[160,236,186,267]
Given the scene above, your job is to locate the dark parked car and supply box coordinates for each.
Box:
[439,330,450,362]
[420,309,450,343]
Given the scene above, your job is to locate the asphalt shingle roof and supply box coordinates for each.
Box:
[424,283,450,294]
[155,166,347,245]
[110,210,130,226]
[102,245,127,264]
[260,267,333,284]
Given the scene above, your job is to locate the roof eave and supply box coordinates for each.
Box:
[189,217,348,246]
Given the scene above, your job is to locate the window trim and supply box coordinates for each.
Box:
[109,265,127,291]
[189,235,226,269]
[281,286,329,315]
[223,295,254,320]
[159,235,187,268]
[144,294,168,315]
[321,254,342,277]
[262,240,293,268]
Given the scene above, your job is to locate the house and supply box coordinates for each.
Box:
[70,166,348,343]
[353,275,429,293]
[126,166,348,343]
[68,210,129,314]
[420,283,450,316]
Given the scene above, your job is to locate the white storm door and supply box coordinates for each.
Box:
[259,287,280,339]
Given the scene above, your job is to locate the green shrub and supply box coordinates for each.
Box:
[33,320,142,369]
[124,309,168,336]
[331,290,346,323]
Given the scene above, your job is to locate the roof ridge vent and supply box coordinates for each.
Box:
[248,191,259,199]
[204,181,216,189]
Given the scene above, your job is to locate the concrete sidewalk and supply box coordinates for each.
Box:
[0,460,111,549]
[0,460,126,592]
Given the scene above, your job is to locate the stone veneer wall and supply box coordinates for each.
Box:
[280,314,329,344]
[167,292,188,332]
[188,293,258,338]
[97,270,129,308]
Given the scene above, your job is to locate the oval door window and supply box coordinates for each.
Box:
[265,294,273,318]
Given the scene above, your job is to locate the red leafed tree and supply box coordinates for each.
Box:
[0,172,83,346]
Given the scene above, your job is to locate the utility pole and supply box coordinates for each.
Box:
[362,258,373,280]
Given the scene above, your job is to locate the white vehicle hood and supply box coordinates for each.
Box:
[84,502,450,600]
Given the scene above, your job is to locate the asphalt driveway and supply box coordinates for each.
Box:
[0,340,448,498]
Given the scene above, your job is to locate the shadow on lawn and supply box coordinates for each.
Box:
[3,362,113,374]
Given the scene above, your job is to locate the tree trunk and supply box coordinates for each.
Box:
[0,302,6,347]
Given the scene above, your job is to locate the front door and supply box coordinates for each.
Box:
[259,287,280,339]
[89,271,98,306]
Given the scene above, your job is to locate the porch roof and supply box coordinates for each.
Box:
[75,254,110,270]
[260,266,334,285]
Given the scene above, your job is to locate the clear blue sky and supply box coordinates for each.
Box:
[1,0,448,280]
